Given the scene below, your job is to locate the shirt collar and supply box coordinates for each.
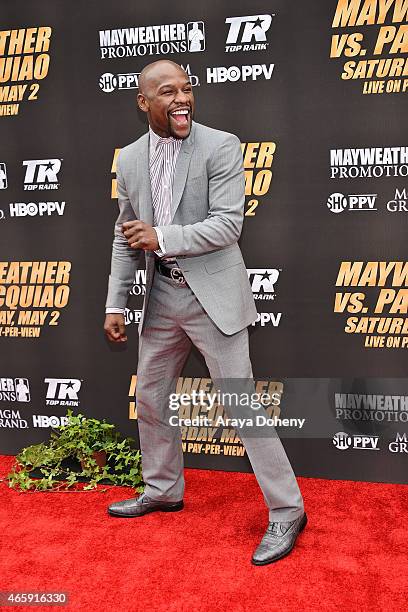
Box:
[149,126,180,149]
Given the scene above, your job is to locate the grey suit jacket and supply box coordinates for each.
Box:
[105,121,257,335]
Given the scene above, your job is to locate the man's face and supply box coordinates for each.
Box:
[138,65,194,139]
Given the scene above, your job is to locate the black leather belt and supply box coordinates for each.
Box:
[155,259,186,285]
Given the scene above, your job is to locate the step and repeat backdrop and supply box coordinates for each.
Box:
[0,1,407,483]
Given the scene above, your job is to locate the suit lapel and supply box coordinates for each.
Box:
[137,133,153,225]
[171,123,195,221]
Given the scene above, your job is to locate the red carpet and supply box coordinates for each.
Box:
[0,455,407,612]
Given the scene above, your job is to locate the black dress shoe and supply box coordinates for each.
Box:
[251,512,307,565]
[107,493,184,518]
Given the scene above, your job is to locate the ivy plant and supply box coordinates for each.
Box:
[7,409,144,492]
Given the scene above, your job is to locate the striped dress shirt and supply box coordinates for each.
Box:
[149,126,182,229]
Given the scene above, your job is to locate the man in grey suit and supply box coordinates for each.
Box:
[104,60,306,565]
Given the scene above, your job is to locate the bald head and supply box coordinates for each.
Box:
[137,59,194,140]
[138,60,188,96]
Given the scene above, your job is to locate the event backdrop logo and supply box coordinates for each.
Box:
[8,201,65,218]
[387,186,408,210]
[247,268,280,300]
[0,27,52,116]
[0,261,71,338]
[327,192,378,212]
[333,431,380,450]
[330,0,408,95]
[0,408,28,429]
[330,146,408,178]
[225,14,274,52]
[206,63,274,84]
[0,378,30,402]
[23,159,62,190]
[45,378,81,406]
[251,312,282,327]
[99,22,205,58]
[333,260,408,349]
[32,414,69,428]
[334,392,408,423]
[389,432,408,452]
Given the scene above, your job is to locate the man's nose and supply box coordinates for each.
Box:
[174,89,189,104]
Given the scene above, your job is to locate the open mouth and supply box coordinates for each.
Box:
[169,108,190,126]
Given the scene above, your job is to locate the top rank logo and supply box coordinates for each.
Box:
[99,21,205,59]
[247,268,280,300]
[23,159,62,190]
[225,14,274,52]
[45,378,81,406]
[0,162,7,189]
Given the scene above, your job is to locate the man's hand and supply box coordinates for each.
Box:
[104,313,127,343]
[122,220,159,251]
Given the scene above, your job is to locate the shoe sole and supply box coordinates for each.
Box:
[108,501,184,518]
[251,513,308,566]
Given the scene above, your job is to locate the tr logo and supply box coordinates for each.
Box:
[225,14,273,48]
[45,378,81,400]
[23,159,62,190]
[247,269,279,294]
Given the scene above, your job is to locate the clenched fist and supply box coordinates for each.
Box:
[104,313,127,343]
[122,220,159,251]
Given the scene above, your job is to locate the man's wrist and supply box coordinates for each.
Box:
[153,226,166,256]
[106,308,125,315]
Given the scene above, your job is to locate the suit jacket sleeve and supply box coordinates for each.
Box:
[157,134,244,257]
[105,153,142,310]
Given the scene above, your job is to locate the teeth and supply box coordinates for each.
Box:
[172,110,188,115]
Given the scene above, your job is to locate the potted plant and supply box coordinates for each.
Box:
[7,409,144,492]
[52,411,117,471]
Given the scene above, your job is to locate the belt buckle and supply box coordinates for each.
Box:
[170,267,186,285]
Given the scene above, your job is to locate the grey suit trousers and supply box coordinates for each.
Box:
[136,270,304,522]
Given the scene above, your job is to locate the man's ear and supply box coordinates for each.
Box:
[137,93,148,113]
